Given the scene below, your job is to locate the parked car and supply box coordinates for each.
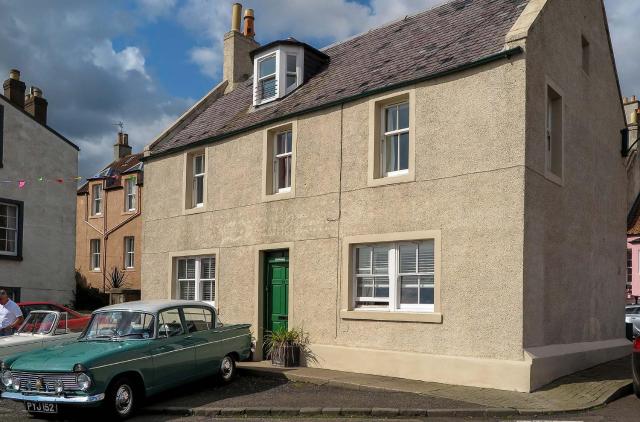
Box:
[18,302,90,332]
[626,305,640,340]
[0,310,87,360]
[0,300,251,419]
[633,336,640,397]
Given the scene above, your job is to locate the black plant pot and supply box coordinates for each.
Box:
[271,344,300,367]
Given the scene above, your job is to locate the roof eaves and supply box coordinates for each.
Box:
[145,46,523,162]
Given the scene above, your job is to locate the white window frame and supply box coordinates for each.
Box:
[92,184,103,216]
[0,202,18,256]
[352,241,435,313]
[90,239,101,271]
[124,177,137,212]
[272,130,292,194]
[381,102,410,178]
[176,256,216,306]
[256,53,278,104]
[124,236,135,269]
[544,80,564,185]
[192,154,205,208]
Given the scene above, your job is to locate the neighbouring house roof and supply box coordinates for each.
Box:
[147,0,528,158]
[77,152,144,194]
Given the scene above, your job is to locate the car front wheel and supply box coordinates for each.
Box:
[106,377,137,420]
[219,354,236,383]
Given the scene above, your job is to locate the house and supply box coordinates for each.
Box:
[140,0,628,392]
[75,132,143,303]
[625,96,639,303]
[0,69,79,303]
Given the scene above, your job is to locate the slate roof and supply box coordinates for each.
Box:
[77,152,144,194]
[149,0,528,157]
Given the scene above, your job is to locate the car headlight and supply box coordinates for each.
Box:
[76,373,91,391]
[1,370,13,388]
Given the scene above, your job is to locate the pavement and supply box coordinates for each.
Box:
[142,355,632,418]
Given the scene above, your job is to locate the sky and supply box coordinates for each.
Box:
[0,0,638,178]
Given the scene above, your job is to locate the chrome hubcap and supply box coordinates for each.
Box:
[115,384,133,415]
[221,357,233,379]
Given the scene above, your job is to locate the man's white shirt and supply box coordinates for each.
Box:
[0,300,23,329]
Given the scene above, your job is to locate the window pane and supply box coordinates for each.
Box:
[356,276,374,297]
[201,257,215,279]
[385,105,397,132]
[286,75,297,89]
[259,56,276,77]
[159,310,183,337]
[418,241,434,273]
[195,176,204,204]
[400,275,419,304]
[178,259,196,279]
[286,131,292,153]
[286,54,296,73]
[183,307,211,332]
[260,77,277,99]
[419,275,435,305]
[372,247,389,274]
[180,280,196,300]
[194,155,204,174]
[374,276,389,298]
[399,132,409,171]
[399,244,417,273]
[385,135,398,173]
[398,102,409,130]
[202,281,215,301]
[356,247,371,274]
[276,133,287,154]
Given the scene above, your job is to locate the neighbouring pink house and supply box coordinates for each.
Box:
[627,198,640,304]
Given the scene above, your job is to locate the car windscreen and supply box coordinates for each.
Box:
[17,312,57,335]
[81,311,155,341]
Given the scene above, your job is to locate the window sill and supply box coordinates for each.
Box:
[340,309,442,323]
[183,206,208,215]
[367,171,415,188]
[262,189,295,203]
[543,170,563,187]
[124,268,136,272]
[0,254,22,261]
[89,214,103,220]
[90,270,101,273]
[121,210,137,215]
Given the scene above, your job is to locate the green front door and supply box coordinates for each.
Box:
[264,251,289,339]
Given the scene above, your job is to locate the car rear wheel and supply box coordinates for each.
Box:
[219,354,236,383]
[105,377,137,420]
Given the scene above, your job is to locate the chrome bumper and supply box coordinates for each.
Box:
[1,391,105,404]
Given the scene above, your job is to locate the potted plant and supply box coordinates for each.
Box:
[106,267,129,305]
[264,327,309,367]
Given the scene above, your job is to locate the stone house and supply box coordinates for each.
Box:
[75,132,143,302]
[141,0,628,392]
[0,69,78,303]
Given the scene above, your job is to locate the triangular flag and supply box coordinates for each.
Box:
[38,177,44,182]
[56,178,64,184]
[18,180,26,189]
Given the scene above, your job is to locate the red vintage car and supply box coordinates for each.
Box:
[17,302,90,332]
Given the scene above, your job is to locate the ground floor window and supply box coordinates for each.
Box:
[0,200,22,258]
[628,249,633,290]
[90,239,101,271]
[353,240,435,312]
[176,256,216,304]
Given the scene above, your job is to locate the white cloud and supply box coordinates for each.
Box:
[137,0,177,20]
[604,0,640,98]
[90,40,149,80]
[188,47,219,78]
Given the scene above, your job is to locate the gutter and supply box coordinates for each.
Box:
[143,47,524,162]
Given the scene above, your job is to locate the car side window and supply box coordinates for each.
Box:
[158,309,184,338]
[182,307,214,333]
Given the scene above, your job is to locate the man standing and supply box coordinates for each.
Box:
[0,290,23,336]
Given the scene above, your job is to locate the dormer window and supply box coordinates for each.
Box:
[251,39,329,107]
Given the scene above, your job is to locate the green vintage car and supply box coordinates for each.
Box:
[0,300,252,419]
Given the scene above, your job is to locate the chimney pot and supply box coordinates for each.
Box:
[9,69,20,81]
[24,87,47,125]
[633,95,638,102]
[3,68,26,108]
[243,9,255,38]
[32,87,42,98]
[114,132,132,159]
[231,3,242,32]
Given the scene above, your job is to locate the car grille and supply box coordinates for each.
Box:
[12,371,80,392]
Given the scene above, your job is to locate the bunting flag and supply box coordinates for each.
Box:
[0,174,119,189]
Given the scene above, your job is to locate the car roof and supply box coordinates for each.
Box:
[95,300,214,314]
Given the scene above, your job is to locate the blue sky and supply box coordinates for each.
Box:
[0,0,638,177]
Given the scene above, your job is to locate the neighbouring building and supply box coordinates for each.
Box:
[625,96,639,303]
[141,0,629,392]
[0,69,79,303]
[75,132,143,303]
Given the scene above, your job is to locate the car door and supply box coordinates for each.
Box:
[182,306,220,377]
[151,308,196,389]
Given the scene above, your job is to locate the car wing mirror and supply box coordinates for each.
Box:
[158,324,170,338]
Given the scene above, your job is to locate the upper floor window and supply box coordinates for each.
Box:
[545,84,563,183]
[581,35,590,74]
[273,130,293,193]
[382,102,410,177]
[0,202,19,256]
[92,184,103,215]
[0,104,4,167]
[192,154,205,208]
[253,47,302,106]
[176,256,216,304]
[90,239,101,271]
[125,177,137,211]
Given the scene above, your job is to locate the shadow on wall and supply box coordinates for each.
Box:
[72,270,108,311]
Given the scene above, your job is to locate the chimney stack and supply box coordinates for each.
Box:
[24,86,48,125]
[114,132,132,160]
[3,69,26,108]
[223,3,259,93]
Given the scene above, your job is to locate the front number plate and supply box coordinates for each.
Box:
[25,402,58,414]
